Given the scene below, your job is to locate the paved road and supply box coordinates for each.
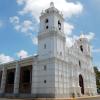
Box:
[76,96,100,100]
[0,96,100,100]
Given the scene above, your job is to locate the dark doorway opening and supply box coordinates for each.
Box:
[79,74,84,94]
[0,71,2,87]
[19,65,32,93]
[5,69,15,93]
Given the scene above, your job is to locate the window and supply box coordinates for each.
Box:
[80,45,83,52]
[44,65,47,70]
[45,19,48,23]
[44,44,46,49]
[46,10,49,13]
[46,26,48,29]
[60,52,62,56]
[45,18,49,29]
[79,60,81,68]
[58,20,61,30]
[80,39,82,41]
[44,80,46,83]
[58,20,61,25]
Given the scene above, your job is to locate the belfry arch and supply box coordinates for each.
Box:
[79,74,84,94]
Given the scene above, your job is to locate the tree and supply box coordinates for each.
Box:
[94,66,100,94]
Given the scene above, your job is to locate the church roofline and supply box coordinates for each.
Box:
[0,55,38,66]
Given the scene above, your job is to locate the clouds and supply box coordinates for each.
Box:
[10,16,19,24]
[92,46,100,53]
[10,16,38,45]
[0,54,14,64]
[10,16,34,34]
[31,35,38,45]
[17,50,29,58]
[85,32,95,41]
[0,20,3,28]
[92,48,100,53]
[9,0,83,46]
[80,32,95,41]
[64,22,74,36]
[9,1,96,48]
[16,0,83,20]
[66,32,95,47]
[0,50,30,64]
[16,0,83,40]
[91,0,100,9]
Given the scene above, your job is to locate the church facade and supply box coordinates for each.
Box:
[0,2,97,98]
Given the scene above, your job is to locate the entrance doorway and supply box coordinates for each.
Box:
[79,74,84,94]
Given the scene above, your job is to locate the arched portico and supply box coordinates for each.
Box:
[19,65,32,93]
[5,68,15,93]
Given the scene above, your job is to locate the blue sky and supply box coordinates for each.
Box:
[0,0,100,69]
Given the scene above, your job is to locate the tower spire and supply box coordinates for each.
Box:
[50,2,54,7]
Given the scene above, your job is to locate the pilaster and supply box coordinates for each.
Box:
[14,62,20,96]
[0,66,7,95]
[31,61,37,96]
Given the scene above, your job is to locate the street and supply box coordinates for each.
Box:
[0,96,100,100]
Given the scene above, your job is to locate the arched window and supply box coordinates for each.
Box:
[45,19,48,23]
[45,18,49,29]
[79,74,84,94]
[44,44,46,49]
[46,10,49,13]
[79,60,81,68]
[58,20,61,30]
[46,26,48,29]
[44,80,46,83]
[44,65,47,70]
[80,45,83,52]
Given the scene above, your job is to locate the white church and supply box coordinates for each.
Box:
[0,2,97,98]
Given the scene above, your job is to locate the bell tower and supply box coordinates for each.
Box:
[38,2,66,60]
[37,2,66,98]
[39,2,64,34]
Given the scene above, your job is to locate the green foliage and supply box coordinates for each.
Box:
[94,66,100,93]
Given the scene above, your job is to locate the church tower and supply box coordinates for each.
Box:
[37,2,66,97]
[38,2,66,60]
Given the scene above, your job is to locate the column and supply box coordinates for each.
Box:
[14,62,20,95]
[31,61,37,97]
[0,66,7,95]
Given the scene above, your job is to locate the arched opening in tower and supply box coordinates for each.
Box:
[79,74,84,94]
